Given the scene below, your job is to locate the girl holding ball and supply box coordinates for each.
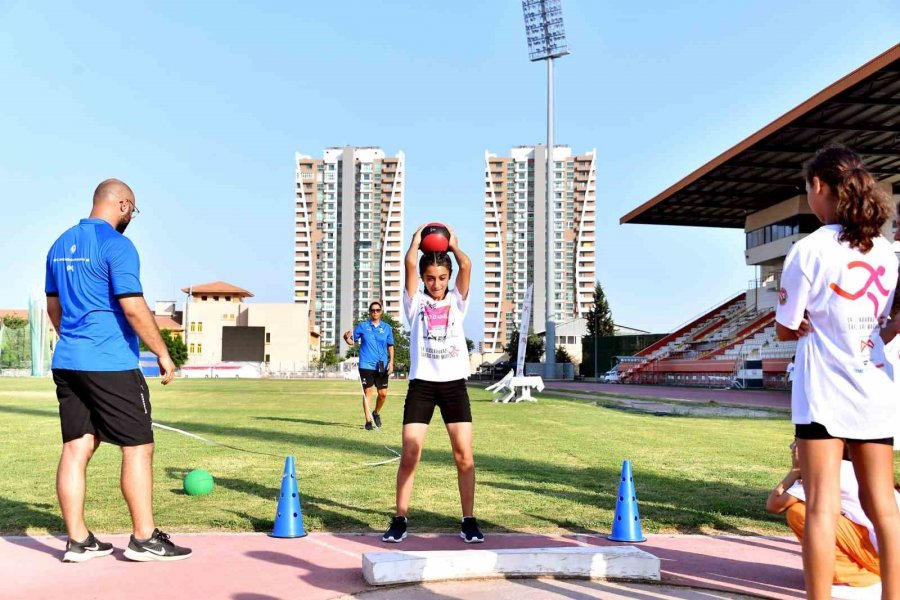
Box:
[381,224,483,544]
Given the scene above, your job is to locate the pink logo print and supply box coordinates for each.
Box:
[829,261,891,318]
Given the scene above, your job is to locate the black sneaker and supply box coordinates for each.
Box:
[124,528,192,562]
[382,516,408,543]
[460,517,484,543]
[372,412,382,428]
[62,531,113,563]
[365,421,374,431]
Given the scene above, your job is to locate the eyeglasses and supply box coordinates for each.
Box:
[370,308,382,313]
[124,199,140,216]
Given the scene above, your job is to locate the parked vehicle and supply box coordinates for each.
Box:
[601,368,619,383]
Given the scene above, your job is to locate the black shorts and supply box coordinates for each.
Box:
[795,422,893,446]
[403,379,471,425]
[359,368,389,390]
[53,369,154,446]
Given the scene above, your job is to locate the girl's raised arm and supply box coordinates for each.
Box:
[405,225,425,298]
[447,226,471,301]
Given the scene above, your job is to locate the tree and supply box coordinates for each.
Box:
[504,328,544,364]
[139,329,188,369]
[0,315,29,369]
[343,311,411,373]
[586,282,615,338]
[466,338,474,353]
[1,315,27,329]
[316,343,342,368]
[555,345,572,363]
[162,330,188,369]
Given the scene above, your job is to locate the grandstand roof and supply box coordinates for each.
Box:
[180,281,254,297]
[621,44,900,229]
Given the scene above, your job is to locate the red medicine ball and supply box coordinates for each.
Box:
[420,223,450,252]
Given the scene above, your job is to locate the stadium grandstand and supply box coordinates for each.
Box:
[619,43,900,389]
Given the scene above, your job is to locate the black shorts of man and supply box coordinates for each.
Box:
[344,301,394,430]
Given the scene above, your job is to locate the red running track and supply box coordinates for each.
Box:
[545,382,791,411]
[1,532,805,599]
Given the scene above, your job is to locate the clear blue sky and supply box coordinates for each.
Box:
[0,1,897,340]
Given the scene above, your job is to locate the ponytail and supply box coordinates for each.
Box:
[805,145,890,253]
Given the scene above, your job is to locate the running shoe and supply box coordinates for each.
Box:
[365,421,374,431]
[382,516,408,543]
[372,412,382,428]
[62,531,114,563]
[123,528,192,562]
[460,517,484,543]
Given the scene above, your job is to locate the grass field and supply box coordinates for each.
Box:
[0,377,801,536]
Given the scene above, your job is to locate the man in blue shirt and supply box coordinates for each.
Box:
[344,301,395,430]
[46,179,191,563]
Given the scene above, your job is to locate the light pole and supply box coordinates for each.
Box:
[521,0,569,381]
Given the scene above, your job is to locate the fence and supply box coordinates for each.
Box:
[0,323,32,373]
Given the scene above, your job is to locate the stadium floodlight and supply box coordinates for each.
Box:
[521,0,569,381]
[522,0,570,62]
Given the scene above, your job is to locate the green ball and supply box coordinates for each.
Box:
[183,469,215,496]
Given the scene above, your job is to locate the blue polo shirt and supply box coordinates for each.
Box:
[353,320,394,370]
[45,219,143,371]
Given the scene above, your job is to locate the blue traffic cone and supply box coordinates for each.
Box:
[271,456,307,538]
[608,459,646,542]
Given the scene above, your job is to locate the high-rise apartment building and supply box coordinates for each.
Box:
[294,147,404,351]
[483,145,596,354]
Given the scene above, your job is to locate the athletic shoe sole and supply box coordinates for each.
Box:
[459,532,485,543]
[63,547,114,563]
[123,548,192,562]
[382,532,407,543]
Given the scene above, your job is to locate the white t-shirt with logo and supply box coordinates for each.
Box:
[787,460,900,553]
[404,288,470,382]
[776,224,898,439]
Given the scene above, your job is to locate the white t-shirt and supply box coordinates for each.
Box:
[787,460,900,553]
[404,288,470,382]
[776,225,898,439]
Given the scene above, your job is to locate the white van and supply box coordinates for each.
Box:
[601,368,619,383]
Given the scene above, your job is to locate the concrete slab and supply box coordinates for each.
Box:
[362,545,660,585]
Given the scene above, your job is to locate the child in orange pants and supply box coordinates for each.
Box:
[767,440,890,589]
[784,502,880,587]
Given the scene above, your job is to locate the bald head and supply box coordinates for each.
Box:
[89,179,138,233]
[93,178,134,207]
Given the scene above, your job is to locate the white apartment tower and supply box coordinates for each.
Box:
[294,147,405,351]
[483,145,596,354]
